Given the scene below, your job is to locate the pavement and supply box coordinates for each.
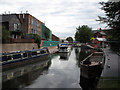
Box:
[101,47,120,77]
[97,47,120,88]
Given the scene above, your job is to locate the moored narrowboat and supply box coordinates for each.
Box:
[1,48,50,70]
[58,43,71,53]
[80,52,105,78]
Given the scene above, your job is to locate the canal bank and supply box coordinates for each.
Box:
[97,47,120,88]
[47,46,58,54]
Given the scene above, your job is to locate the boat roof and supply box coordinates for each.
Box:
[61,43,68,45]
[2,48,48,55]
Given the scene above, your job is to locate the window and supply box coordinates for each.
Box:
[29,18,31,24]
[12,34,18,39]
[32,19,33,24]
[14,24,18,31]
[23,14,25,19]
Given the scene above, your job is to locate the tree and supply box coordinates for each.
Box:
[2,26,10,43]
[97,1,120,41]
[33,34,41,48]
[66,37,73,42]
[74,25,93,43]
[29,33,41,48]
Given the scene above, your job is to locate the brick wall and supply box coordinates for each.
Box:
[52,34,59,41]
[2,43,38,53]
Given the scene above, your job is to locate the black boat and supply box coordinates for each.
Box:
[1,48,50,70]
[80,52,105,78]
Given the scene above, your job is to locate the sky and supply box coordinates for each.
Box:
[0,0,109,38]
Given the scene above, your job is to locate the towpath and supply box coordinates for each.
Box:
[102,47,120,77]
[98,47,120,88]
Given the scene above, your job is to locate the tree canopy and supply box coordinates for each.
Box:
[66,37,73,42]
[97,1,120,41]
[75,25,93,43]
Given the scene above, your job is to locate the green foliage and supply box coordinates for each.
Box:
[33,34,41,48]
[98,2,120,41]
[66,37,73,42]
[27,33,41,48]
[96,48,103,52]
[2,26,10,43]
[75,25,93,43]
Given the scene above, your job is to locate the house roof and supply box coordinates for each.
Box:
[99,31,106,35]
[96,38,106,41]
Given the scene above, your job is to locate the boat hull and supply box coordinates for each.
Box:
[80,64,103,78]
[2,54,50,71]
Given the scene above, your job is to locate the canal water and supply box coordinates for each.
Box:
[2,47,98,89]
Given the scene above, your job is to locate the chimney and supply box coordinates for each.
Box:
[19,14,20,18]
[26,10,28,14]
[8,11,10,14]
[100,28,102,32]
[23,13,25,19]
[4,11,6,14]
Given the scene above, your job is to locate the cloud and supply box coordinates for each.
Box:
[0,0,108,38]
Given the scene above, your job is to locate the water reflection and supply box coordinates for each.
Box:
[80,75,100,90]
[58,52,71,60]
[2,59,51,88]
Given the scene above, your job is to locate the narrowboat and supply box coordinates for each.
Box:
[1,48,50,70]
[58,43,71,53]
[80,52,105,78]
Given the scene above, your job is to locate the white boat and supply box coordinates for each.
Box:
[58,43,70,53]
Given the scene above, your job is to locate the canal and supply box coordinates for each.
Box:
[2,47,97,89]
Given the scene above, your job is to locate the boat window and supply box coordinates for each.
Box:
[37,51,40,54]
[46,49,49,53]
[2,55,7,61]
[32,51,37,56]
[13,54,21,59]
[7,55,12,61]
[40,50,45,54]
[23,53,27,57]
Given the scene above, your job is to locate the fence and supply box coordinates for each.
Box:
[44,41,59,47]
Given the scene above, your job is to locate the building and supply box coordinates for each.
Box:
[1,13,44,39]
[52,34,59,41]
[92,28,107,48]
[1,12,60,47]
[16,13,44,36]
[93,28,106,38]
[0,14,22,39]
[41,24,52,41]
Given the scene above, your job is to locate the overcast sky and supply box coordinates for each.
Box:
[0,0,108,38]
